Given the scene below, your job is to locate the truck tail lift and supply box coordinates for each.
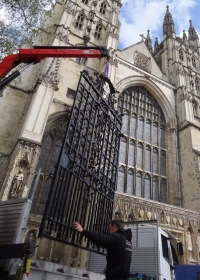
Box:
[0,46,109,91]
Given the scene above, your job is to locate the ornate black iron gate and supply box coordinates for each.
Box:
[39,71,122,253]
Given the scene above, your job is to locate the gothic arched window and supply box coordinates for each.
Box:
[127,169,134,195]
[100,1,106,15]
[153,176,159,201]
[119,137,126,164]
[144,174,151,199]
[29,118,68,215]
[179,49,184,61]
[136,171,142,197]
[117,166,125,193]
[94,23,102,39]
[192,56,196,68]
[128,140,135,167]
[75,13,85,30]
[117,86,167,202]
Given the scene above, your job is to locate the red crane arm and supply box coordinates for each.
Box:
[0,46,108,79]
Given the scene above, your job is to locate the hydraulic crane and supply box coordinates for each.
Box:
[0,46,109,91]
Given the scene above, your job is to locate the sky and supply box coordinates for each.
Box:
[118,0,200,50]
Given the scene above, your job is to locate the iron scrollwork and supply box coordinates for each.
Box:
[39,71,122,254]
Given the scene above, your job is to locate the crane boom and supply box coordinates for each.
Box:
[0,46,109,90]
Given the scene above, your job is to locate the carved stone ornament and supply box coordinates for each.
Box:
[39,58,61,91]
[179,219,183,226]
[172,217,177,225]
[147,211,152,220]
[139,209,144,219]
[9,169,24,198]
[166,216,170,224]
[134,52,151,72]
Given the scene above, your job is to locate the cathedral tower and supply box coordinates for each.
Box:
[154,6,200,212]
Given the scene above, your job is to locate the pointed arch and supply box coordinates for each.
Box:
[116,75,176,123]
[75,13,85,30]
[100,1,107,15]
[179,49,184,61]
[29,112,70,215]
[117,83,169,202]
[94,22,103,39]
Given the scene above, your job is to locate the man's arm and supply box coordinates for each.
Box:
[72,222,119,248]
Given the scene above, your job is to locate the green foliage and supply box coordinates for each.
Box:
[0,0,54,60]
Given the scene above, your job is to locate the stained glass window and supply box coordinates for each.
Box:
[138,116,144,140]
[146,119,151,143]
[119,137,126,164]
[128,140,135,166]
[153,176,159,201]
[130,114,136,138]
[160,150,166,176]
[117,166,125,193]
[160,179,167,203]
[127,169,134,195]
[136,172,142,197]
[30,118,68,215]
[75,14,85,30]
[137,143,143,169]
[117,86,167,202]
[153,148,158,174]
[122,112,129,134]
[144,174,151,199]
[100,2,106,15]
[145,145,151,172]
[94,24,102,39]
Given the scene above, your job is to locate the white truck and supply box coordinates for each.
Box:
[87,224,178,280]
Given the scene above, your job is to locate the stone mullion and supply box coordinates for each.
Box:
[142,90,148,198]
[124,99,131,193]
[128,91,134,195]
[132,92,137,196]
[150,101,154,200]
[135,100,139,196]
[158,108,161,201]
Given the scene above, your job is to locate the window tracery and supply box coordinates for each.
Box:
[179,49,184,61]
[94,23,102,39]
[192,56,196,67]
[29,118,68,215]
[117,86,167,203]
[75,13,85,30]
[100,1,106,15]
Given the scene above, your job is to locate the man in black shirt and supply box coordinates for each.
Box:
[72,219,132,280]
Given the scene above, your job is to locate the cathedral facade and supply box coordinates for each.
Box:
[1,0,200,267]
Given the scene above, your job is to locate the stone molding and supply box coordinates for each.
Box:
[117,57,176,90]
